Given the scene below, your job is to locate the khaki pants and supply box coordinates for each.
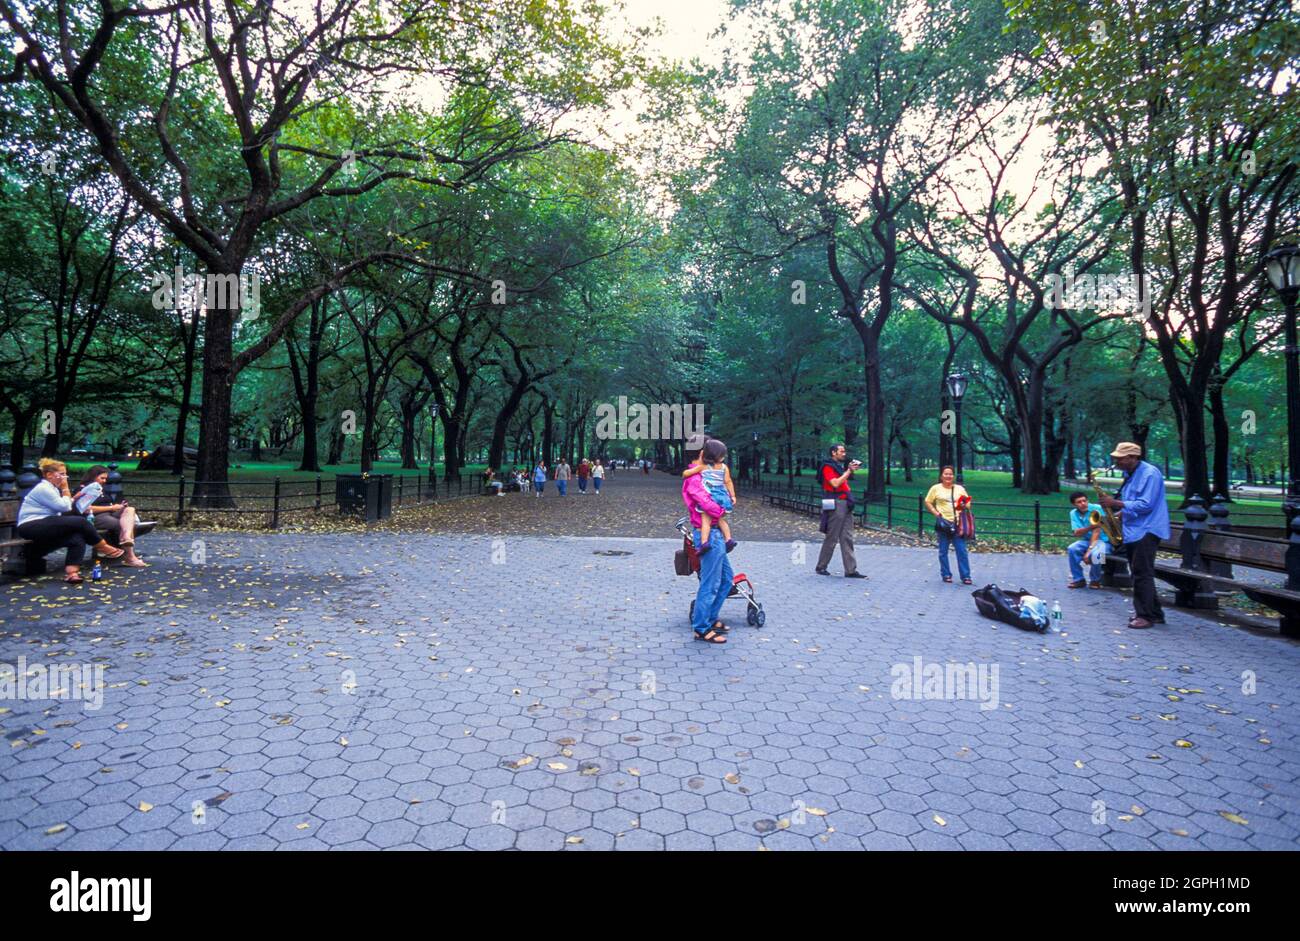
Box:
[817,501,858,574]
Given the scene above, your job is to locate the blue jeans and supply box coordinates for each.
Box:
[535,480,545,494]
[557,480,567,496]
[1068,539,1107,582]
[938,532,971,580]
[578,477,587,492]
[593,477,602,492]
[692,529,734,635]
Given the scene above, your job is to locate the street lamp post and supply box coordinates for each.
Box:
[429,403,440,497]
[1264,243,1300,590]
[946,372,968,483]
[752,431,760,487]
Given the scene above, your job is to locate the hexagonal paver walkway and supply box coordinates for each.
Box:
[2,530,1298,850]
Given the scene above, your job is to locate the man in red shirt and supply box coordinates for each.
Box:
[576,458,591,494]
[816,443,866,578]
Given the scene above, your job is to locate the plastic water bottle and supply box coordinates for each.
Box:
[91,561,102,582]
[1051,599,1063,629]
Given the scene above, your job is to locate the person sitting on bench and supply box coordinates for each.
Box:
[77,466,148,567]
[16,459,125,583]
[1066,491,1109,589]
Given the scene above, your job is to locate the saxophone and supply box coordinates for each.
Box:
[1091,483,1124,546]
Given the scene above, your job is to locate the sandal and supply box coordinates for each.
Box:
[961,578,973,585]
[712,620,730,633]
[694,628,727,644]
[1066,579,1087,589]
[64,574,84,584]
[942,576,953,583]
[97,546,125,560]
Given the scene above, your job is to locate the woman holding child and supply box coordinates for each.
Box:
[681,437,734,644]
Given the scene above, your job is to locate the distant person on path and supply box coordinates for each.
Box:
[815,443,866,579]
[682,441,737,553]
[555,459,571,496]
[925,466,973,584]
[532,461,547,496]
[16,458,125,583]
[592,459,605,493]
[1099,442,1170,629]
[1066,491,1109,589]
[577,458,590,494]
[79,466,148,566]
[682,435,731,644]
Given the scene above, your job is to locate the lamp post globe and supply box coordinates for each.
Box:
[946,373,968,483]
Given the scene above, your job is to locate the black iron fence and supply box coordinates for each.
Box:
[743,479,1290,550]
[0,463,487,529]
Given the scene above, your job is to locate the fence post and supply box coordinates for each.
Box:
[315,475,322,512]
[177,476,186,525]
[1033,500,1041,552]
[917,493,924,538]
[272,477,281,529]
[397,475,403,507]
[887,492,893,529]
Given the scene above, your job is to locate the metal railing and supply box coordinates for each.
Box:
[742,480,1292,550]
[0,464,488,529]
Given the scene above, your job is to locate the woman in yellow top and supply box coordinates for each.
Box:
[924,466,972,584]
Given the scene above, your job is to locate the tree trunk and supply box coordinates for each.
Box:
[193,293,236,507]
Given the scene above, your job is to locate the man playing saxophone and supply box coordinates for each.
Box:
[1066,491,1111,589]
[1098,442,1172,629]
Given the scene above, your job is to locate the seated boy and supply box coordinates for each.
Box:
[1066,491,1109,588]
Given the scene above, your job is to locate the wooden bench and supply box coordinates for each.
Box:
[0,498,41,576]
[1151,499,1300,638]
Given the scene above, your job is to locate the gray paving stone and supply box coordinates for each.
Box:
[3,531,1296,852]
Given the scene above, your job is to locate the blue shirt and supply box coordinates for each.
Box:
[1118,461,1171,543]
[1069,503,1110,544]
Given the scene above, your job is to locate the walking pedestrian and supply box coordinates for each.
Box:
[577,458,590,494]
[533,461,547,496]
[815,443,866,578]
[555,459,571,496]
[1098,442,1170,629]
[592,459,605,494]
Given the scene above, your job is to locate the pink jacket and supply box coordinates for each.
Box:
[682,473,725,529]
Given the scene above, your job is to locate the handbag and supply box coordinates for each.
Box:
[934,483,957,536]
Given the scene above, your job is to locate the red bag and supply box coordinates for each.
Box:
[955,493,975,539]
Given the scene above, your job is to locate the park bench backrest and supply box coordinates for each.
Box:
[0,499,17,526]
[1165,522,1286,572]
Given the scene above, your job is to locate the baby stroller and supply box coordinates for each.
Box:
[673,516,766,627]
